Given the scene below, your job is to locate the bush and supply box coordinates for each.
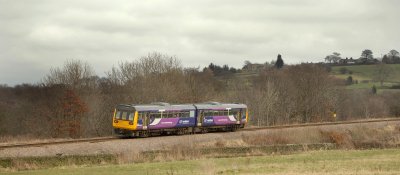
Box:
[371,85,377,94]
[390,84,400,89]
[346,76,353,85]
[339,67,348,74]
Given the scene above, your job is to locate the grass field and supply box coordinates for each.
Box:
[223,64,400,90]
[2,148,400,175]
[331,64,400,89]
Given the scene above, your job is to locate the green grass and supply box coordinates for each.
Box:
[332,64,400,82]
[331,64,400,89]
[3,149,400,175]
[345,82,395,90]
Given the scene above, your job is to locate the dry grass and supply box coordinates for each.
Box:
[0,154,115,171]
[0,135,74,145]
[1,121,400,171]
[239,122,400,150]
[241,132,290,146]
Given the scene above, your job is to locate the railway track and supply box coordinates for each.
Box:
[0,136,118,149]
[242,117,400,131]
[1,118,399,149]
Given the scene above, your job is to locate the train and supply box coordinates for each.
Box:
[112,102,248,137]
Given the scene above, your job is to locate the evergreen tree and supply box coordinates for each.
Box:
[382,55,390,64]
[361,49,373,59]
[275,54,284,69]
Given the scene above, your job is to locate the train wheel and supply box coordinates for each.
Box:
[230,125,237,132]
[201,128,208,134]
[140,131,149,138]
[176,128,184,135]
[234,127,238,132]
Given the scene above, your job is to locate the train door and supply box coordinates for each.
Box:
[241,108,247,123]
[238,109,242,124]
[197,110,203,126]
[143,112,149,130]
[229,109,240,124]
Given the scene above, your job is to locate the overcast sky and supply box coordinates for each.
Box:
[1,0,399,85]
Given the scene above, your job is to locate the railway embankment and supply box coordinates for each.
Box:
[1,119,400,171]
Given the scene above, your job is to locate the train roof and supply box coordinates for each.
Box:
[117,102,195,112]
[194,102,247,110]
[117,102,247,111]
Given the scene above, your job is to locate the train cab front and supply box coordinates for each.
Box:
[112,104,138,136]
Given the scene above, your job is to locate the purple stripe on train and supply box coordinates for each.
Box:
[136,118,196,130]
[202,116,239,126]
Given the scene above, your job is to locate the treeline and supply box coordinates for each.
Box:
[1,52,400,138]
[324,49,400,65]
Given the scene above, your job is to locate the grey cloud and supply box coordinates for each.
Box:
[0,0,399,85]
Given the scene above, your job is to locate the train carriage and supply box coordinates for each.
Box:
[112,102,248,137]
[113,102,196,137]
[194,102,248,132]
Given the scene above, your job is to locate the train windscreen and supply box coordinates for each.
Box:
[115,106,135,121]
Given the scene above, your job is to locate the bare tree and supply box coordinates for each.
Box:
[388,49,399,57]
[374,63,392,86]
[388,49,400,63]
[43,59,96,90]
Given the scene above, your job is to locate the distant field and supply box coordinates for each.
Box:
[222,64,400,90]
[331,64,400,89]
[3,149,400,175]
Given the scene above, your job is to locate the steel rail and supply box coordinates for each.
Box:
[0,136,118,149]
[242,118,400,131]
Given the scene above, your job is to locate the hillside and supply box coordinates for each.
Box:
[331,64,400,89]
[221,64,400,90]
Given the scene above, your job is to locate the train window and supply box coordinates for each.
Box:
[231,110,239,117]
[141,112,149,122]
[116,111,122,119]
[159,112,163,118]
[213,110,219,116]
[149,112,157,119]
[138,112,143,120]
[172,112,179,118]
[165,112,173,118]
[190,110,195,117]
[126,112,132,120]
[128,112,134,121]
[210,111,216,116]
[218,110,225,116]
[181,111,189,118]
[121,112,128,120]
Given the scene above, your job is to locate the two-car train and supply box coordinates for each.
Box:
[112,102,248,137]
